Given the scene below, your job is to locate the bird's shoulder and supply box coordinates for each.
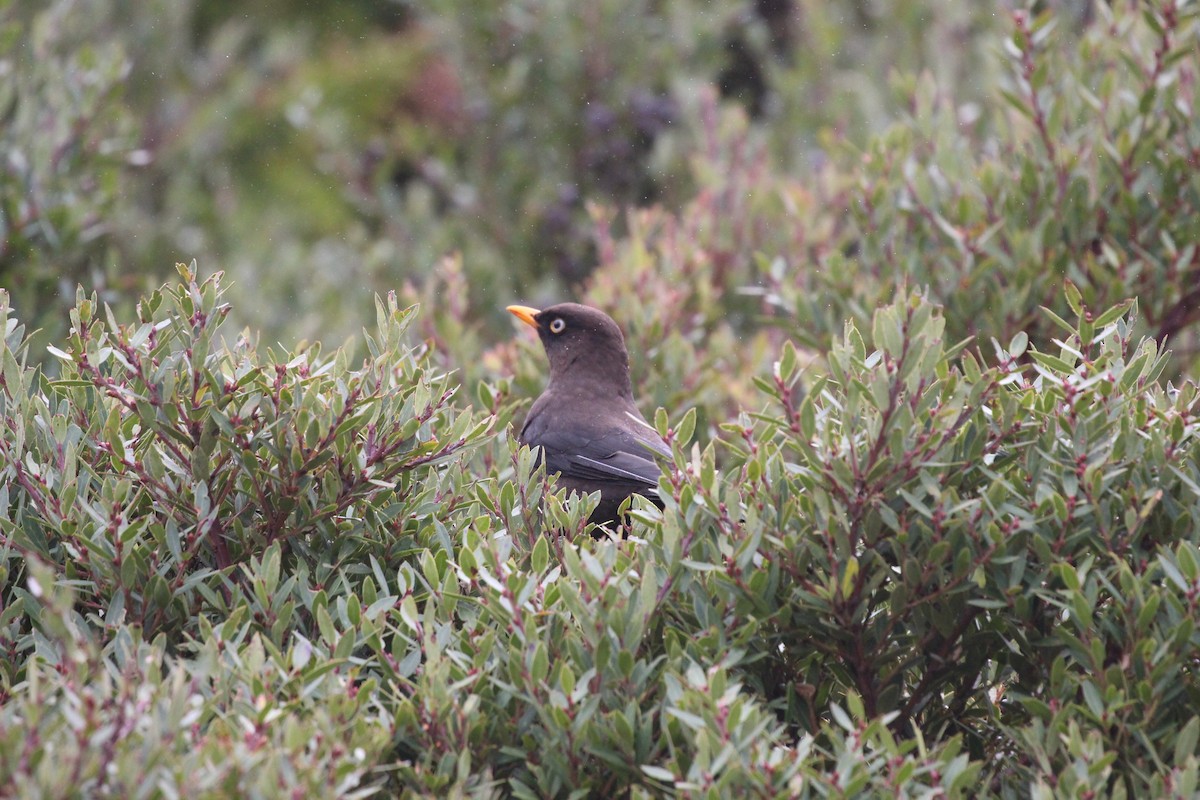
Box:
[519,394,670,486]
[522,395,665,453]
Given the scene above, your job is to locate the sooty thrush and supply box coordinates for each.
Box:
[507,302,670,527]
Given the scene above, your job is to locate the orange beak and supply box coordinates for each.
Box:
[506,305,540,329]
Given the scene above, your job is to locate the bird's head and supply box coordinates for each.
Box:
[507,302,634,400]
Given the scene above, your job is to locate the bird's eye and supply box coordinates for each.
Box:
[549,317,566,334]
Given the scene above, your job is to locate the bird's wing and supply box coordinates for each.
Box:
[568,450,661,487]
[530,425,668,489]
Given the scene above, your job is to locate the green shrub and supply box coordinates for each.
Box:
[750,1,1200,376]
[3,271,1199,796]
[1,264,493,643]
[658,289,1200,796]
[4,0,1200,796]
[4,0,1021,349]
[0,0,145,348]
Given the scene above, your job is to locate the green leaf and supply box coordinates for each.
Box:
[1093,300,1133,329]
[675,406,697,446]
[654,406,669,437]
[531,535,549,575]
[640,765,676,783]
[1064,282,1083,318]
[777,339,798,384]
[530,641,548,684]
[1008,331,1029,359]
[1029,350,1074,375]
[1176,717,1200,763]
[841,556,859,598]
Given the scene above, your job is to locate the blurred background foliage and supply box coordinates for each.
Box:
[1,0,1084,345]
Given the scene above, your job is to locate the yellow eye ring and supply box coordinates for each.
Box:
[549,318,566,334]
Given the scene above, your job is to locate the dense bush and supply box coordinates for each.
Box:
[7,1,1196,372]
[5,0,1022,348]
[3,268,1200,796]
[5,0,1200,796]
[770,1,1200,371]
[0,0,146,348]
[404,0,1200,444]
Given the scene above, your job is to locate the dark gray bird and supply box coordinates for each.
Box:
[507,302,670,527]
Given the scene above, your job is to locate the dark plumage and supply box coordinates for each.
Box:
[507,302,669,526]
